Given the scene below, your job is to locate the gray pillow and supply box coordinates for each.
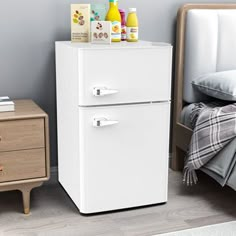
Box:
[192,70,236,101]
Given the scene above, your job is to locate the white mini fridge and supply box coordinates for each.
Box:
[55,41,172,214]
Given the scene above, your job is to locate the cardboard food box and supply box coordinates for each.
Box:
[71,4,90,42]
[91,4,107,21]
[91,21,112,44]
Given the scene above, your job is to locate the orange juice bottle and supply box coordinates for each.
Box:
[126,8,139,42]
[106,0,121,42]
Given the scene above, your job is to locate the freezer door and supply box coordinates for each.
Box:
[78,46,172,106]
[78,102,170,213]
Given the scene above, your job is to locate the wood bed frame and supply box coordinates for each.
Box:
[171,3,236,171]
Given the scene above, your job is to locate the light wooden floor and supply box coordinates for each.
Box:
[0,169,236,236]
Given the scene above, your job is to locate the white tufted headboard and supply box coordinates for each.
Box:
[172,4,236,170]
[183,9,236,103]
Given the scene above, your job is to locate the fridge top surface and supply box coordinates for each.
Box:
[55,40,172,49]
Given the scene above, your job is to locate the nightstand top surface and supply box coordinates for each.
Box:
[56,40,172,49]
[0,100,47,121]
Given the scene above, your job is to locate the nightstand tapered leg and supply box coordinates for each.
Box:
[22,188,31,214]
[20,182,43,214]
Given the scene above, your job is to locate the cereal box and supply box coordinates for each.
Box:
[91,21,112,44]
[91,4,107,21]
[71,4,90,42]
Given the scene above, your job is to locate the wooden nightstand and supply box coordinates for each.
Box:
[0,100,50,214]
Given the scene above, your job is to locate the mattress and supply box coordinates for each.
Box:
[180,103,195,129]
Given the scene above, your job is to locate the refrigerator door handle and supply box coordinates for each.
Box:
[93,117,119,127]
[93,87,119,97]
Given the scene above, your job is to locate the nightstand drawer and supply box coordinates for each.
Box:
[0,119,45,152]
[0,148,46,183]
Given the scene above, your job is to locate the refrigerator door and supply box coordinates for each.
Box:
[78,102,170,213]
[78,45,172,106]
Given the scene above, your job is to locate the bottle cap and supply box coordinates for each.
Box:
[119,9,126,13]
[129,8,136,12]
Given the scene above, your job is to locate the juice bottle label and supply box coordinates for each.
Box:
[127,27,138,41]
[111,21,121,40]
[121,26,126,40]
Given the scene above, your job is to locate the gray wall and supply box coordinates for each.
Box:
[1,0,236,166]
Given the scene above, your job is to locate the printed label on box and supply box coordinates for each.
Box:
[71,4,90,42]
[91,21,111,44]
[91,4,107,21]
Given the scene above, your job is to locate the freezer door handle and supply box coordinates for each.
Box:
[93,118,119,127]
[93,87,119,97]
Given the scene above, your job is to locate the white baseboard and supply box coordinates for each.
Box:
[51,166,58,175]
[47,166,58,184]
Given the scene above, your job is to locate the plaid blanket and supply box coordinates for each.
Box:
[184,102,236,185]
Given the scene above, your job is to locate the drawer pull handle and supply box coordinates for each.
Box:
[0,165,3,171]
[93,118,119,127]
[93,87,118,97]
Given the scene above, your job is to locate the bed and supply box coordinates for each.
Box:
[172,4,236,188]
